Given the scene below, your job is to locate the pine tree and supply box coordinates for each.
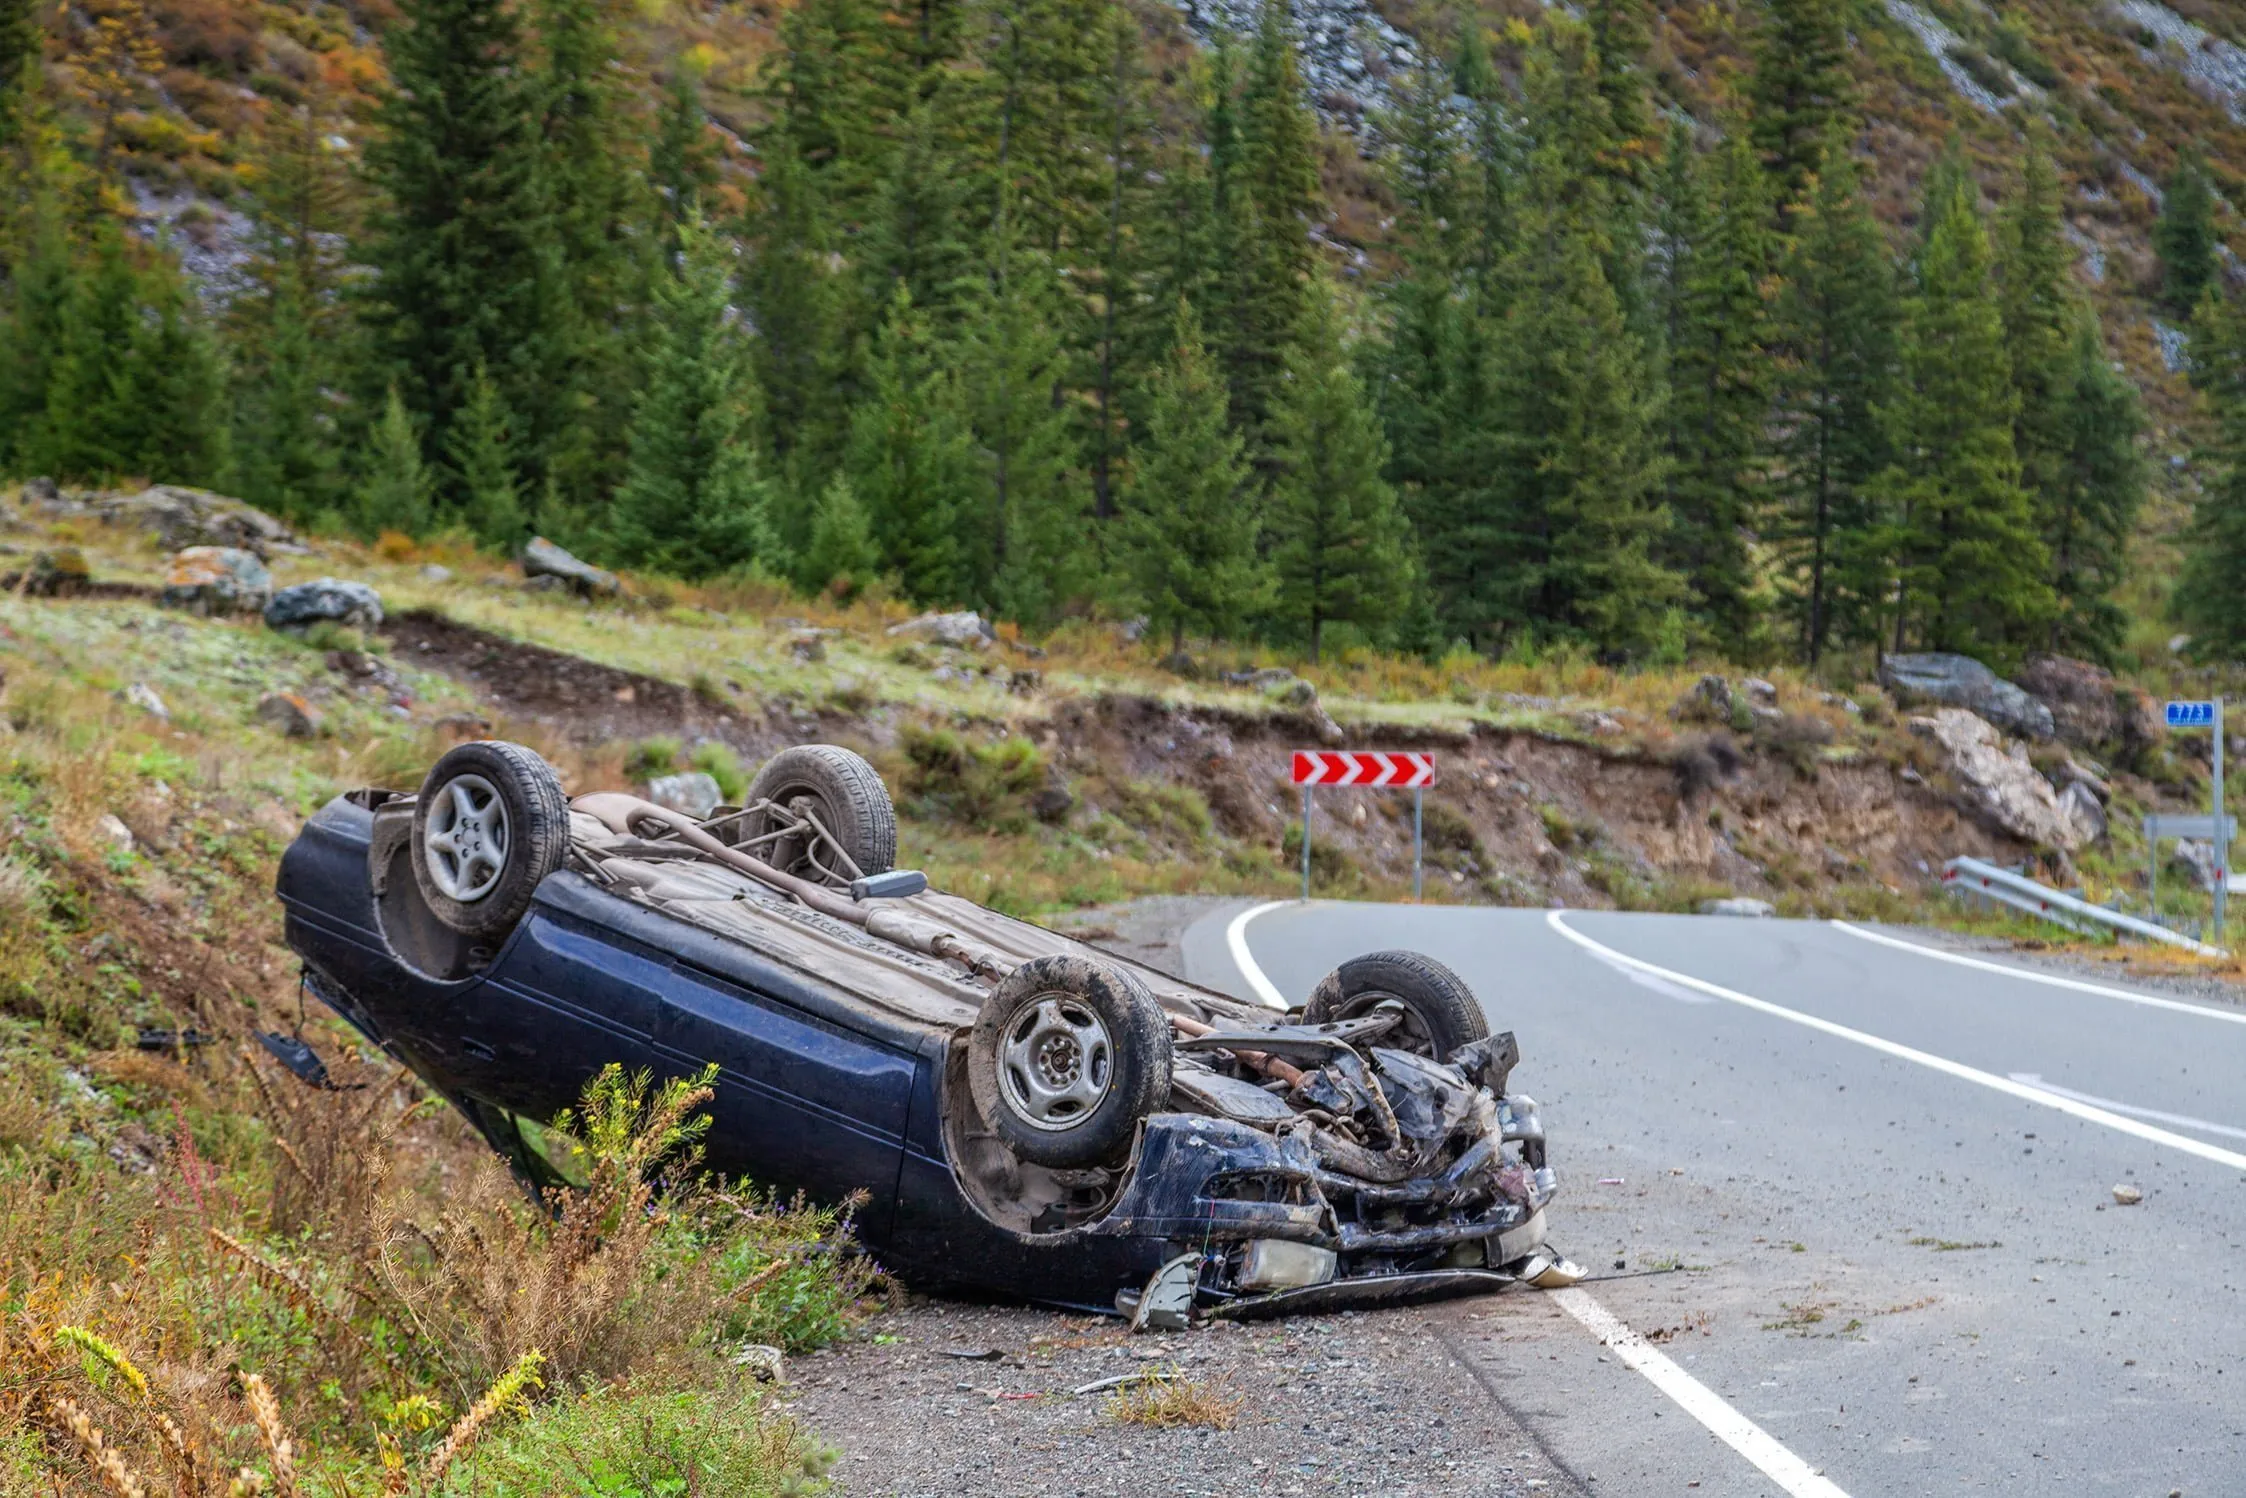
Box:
[1746,0,1852,217]
[1267,278,1412,661]
[124,253,227,486]
[359,0,555,505]
[1478,22,1676,654]
[1662,125,1774,654]
[608,213,774,578]
[798,472,881,598]
[740,132,850,492]
[0,0,43,148]
[2044,314,2145,659]
[232,98,352,522]
[1122,301,1269,652]
[0,209,74,471]
[1207,2,1321,478]
[1772,141,1898,664]
[532,0,643,509]
[445,364,527,546]
[844,286,977,603]
[650,63,720,248]
[2155,151,2218,318]
[2000,142,2073,522]
[955,243,1084,624]
[1876,172,2051,659]
[1585,0,1655,174]
[859,95,974,326]
[359,386,433,536]
[2179,288,2246,656]
[32,222,140,480]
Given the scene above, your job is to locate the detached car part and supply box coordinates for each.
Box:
[278,740,1576,1319]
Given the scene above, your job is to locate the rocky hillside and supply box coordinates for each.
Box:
[9,479,2238,935]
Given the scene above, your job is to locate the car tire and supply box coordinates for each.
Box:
[410,740,571,939]
[969,955,1172,1168]
[1302,949,1489,1061]
[740,744,897,885]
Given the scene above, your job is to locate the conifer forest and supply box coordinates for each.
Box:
[3,0,2244,671]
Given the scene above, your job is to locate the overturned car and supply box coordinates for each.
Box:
[277,739,1578,1321]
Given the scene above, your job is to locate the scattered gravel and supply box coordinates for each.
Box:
[781,1294,1585,1498]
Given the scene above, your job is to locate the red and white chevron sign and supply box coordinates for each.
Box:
[1291,750,1436,788]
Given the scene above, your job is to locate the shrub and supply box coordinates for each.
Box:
[690,740,749,802]
[900,726,1045,831]
[624,735,683,782]
[1756,712,1835,779]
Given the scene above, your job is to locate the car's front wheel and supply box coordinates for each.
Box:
[1302,949,1489,1061]
[410,740,571,938]
[968,955,1172,1168]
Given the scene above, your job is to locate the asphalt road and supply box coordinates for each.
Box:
[1179,902,2246,1497]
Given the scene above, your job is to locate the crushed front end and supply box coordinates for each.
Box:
[1086,1017,1579,1324]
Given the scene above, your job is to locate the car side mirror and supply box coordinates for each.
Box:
[851,869,928,901]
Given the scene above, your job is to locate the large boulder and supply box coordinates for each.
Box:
[265,578,384,632]
[1879,653,2055,741]
[646,771,723,820]
[1909,708,2081,850]
[522,536,620,598]
[80,486,303,558]
[2013,653,2162,757]
[160,547,272,616]
[886,610,995,649]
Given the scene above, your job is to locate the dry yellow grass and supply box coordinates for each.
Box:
[1102,1368,1247,1430]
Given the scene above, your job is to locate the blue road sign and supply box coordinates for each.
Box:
[2167,699,2218,728]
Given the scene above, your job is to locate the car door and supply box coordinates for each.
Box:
[447,893,668,1123]
[650,961,916,1241]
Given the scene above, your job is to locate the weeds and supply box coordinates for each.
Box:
[899,726,1045,831]
[1102,1370,1244,1430]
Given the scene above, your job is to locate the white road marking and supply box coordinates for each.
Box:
[1221,906,1850,1496]
[1549,911,2246,1173]
[2007,1072,2246,1143]
[1551,1289,1852,1498]
[1831,919,2246,1027]
[1224,900,1291,1009]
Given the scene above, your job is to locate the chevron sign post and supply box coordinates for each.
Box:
[1290,751,1439,902]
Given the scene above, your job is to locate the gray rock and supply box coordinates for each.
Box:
[1031,785,1074,823]
[95,814,135,854]
[1699,897,1775,918]
[122,682,169,720]
[887,610,995,649]
[85,485,303,557]
[1742,677,1778,705]
[1878,653,2055,740]
[420,563,453,584]
[646,771,723,820]
[265,578,384,632]
[1908,709,2080,850]
[255,691,324,739]
[522,536,621,597]
[160,546,272,616]
[22,547,90,595]
[1115,617,1149,644]
[2059,780,2107,844]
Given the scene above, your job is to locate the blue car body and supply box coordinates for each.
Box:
[278,789,1555,1312]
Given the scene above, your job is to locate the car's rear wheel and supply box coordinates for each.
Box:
[739,744,897,886]
[969,955,1172,1168]
[411,740,570,938]
[1302,950,1489,1061]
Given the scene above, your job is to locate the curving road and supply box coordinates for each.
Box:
[1179,902,2246,1496]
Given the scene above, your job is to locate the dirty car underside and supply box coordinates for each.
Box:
[279,742,1577,1324]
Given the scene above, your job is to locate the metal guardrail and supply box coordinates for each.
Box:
[1940,856,2228,958]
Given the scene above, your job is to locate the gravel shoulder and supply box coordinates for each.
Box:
[781,1294,1587,1498]
[1876,921,2246,1009]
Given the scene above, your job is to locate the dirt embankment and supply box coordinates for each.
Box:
[380,614,2024,913]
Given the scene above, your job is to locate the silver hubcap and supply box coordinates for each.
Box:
[998,995,1114,1131]
[424,773,510,902]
